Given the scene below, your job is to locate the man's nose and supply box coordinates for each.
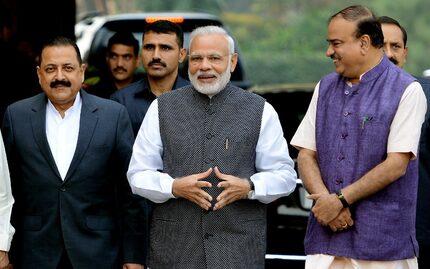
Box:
[152,47,161,59]
[55,68,66,80]
[326,45,334,58]
[383,44,393,58]
[117,57,126,66]
[199,56,212,70]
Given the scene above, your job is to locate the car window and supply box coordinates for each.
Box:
[85,16,250,89]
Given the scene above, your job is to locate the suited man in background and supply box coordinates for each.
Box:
[110,20,189,136]
[378,15,430,268]
[85,31,143,98]
[2,36,145,268]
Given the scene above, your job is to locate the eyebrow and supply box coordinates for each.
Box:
[388,41,402,45]
[326,38,342,43]
[143,43,174,48]
[109,52,133,56]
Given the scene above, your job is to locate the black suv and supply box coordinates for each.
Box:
[75,12,251,90]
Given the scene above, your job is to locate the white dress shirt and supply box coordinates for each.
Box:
[46,93,82,180]
[0,131,14,251]
[128,99,297,204]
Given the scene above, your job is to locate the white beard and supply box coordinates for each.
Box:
[188,63,231,96]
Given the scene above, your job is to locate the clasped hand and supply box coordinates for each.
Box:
[308,193,354,232]
[0,251,10,269]
[172,167,250,211]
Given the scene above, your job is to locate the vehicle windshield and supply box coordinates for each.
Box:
[86,17,249,89]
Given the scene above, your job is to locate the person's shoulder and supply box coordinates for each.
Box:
[392,64,415,78]
[110,78,147,100]
[175,75,191,88]
[414,76,430,98]
[163,84,193,97]
[157,85,194,105]
[7,92,45,110]
[416,76,430,88]
[228,83,266,102]
[383,63,415,85]
[82,90,125,111]
[320,72,340,82]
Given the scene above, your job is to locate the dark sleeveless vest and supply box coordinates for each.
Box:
[150,84,266,269]
[305,56,419,260]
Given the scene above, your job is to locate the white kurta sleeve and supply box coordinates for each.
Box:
[249,102,297,203]
[290,82,320,151]
[387,81,427,159]
[0,131,14,251]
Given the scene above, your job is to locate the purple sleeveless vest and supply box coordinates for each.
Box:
[306,56,419,260]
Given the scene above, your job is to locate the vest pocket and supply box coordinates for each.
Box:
[360,116,384,134]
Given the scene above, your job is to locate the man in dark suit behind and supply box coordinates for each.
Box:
[378,15,430,268]
[110,20,189,136]
[1,36,145,268]
[110,21,189,264]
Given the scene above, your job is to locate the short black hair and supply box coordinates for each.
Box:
[38,36,82,65]
[107,31,139,56]
[143,20,184,48]
[330,5,384,49]
[377,16,408,47]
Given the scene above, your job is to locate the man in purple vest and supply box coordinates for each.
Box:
[291,5,426,269]
[378,15,430,269]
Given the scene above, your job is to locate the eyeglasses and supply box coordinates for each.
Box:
[188,54,231,65]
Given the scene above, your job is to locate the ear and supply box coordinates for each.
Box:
[36,66,42,85]
[404,46,408,62]
[178,48,187,64]
[80,63,87,82]
[229,53,238,73]
[359,35,371,54]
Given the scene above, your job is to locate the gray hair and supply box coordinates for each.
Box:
[189,25,235,54]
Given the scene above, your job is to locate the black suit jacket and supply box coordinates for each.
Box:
[2,90,145,268]
[417,77,430,245]
[110,75,189,136]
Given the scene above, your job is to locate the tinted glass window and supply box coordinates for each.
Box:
[87,17,249,89]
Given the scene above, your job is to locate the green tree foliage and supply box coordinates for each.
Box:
[225,0,430,84]
[98,0,430,85]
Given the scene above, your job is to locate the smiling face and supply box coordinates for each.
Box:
[37,45,85,111]
[325,16,365,83]
[187,33,237,95]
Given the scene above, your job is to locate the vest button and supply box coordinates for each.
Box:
[337,155,344,161]
[344,90,350,95]
[343,111,350,117]
[206,133,213,139]
[60,187,66,192]
[204,233,213,239]
[341,133,348,139]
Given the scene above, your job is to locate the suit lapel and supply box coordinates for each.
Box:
[30,94,62,179]
[64,91,98,181]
